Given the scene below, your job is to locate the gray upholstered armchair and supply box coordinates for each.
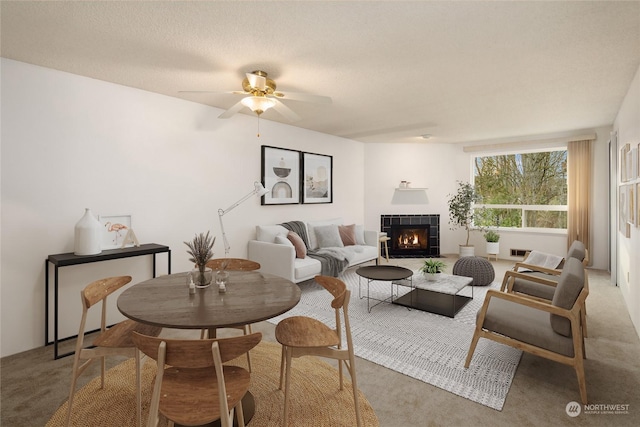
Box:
[499,240,588,336]
[465,257,589,404]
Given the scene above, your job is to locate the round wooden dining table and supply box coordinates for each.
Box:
[117,270,301,331]
[117,270,301,426]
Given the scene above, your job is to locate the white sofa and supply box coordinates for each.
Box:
[247,218,379,283]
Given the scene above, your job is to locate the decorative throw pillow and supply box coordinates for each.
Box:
[338,224,357,246]
[275,234,293,247]
[256,225,289,243]
[307,218,343,250]
[354,224,366,245]
[287,231,307,259]
[314,224,344,248]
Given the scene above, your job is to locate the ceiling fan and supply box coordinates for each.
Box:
[181,70,332,122]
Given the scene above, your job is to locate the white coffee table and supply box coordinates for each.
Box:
[392,272,473,317]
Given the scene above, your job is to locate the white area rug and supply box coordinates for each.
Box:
[268,267,522,411]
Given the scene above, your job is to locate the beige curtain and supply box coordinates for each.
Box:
[567,139,592,261]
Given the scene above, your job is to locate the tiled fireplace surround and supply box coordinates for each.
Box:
[380,214,441,258]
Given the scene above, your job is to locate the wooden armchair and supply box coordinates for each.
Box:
[500,240,589,336]
[465,257,589,403]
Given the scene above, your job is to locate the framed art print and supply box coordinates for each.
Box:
[629,184,636,226]
[98,214,132,249]
[621,143,630,182]
[637,183,640,228]
[261,145,301,205]
[302,151,333,204]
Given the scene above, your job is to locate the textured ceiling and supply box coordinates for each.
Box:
[2,1,639,144]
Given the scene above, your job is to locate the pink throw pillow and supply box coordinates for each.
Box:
[287,231,307,259]
[339,224,357,246]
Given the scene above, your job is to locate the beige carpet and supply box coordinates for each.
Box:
[46,341,378,427]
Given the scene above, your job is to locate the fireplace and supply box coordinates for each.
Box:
[380,214,440,257]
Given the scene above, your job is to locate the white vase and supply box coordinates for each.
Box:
[459,245,475,257]
[74,208,102,255]
[424,272,440,281]
[486,242,500,255]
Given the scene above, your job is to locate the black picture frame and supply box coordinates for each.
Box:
[261,145,301,205]
[302,151,333,204]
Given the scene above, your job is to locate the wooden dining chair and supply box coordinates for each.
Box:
[132,331,262,427]
[203,258,261,372]
[275,275,362,427]
[65,276,162,427]
[206,258,261,272]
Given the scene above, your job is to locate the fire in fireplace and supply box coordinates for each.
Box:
[380,214,440,258]
[390,224,430,256]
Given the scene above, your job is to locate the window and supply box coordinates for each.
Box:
[473,149,568,230]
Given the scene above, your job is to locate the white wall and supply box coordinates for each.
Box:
[363,129,611,270]
[1,57,633,357]
[614,63,640,338]
[0,59,366,357]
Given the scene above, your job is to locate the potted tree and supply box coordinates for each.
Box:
[484,229,500,258]
[447,181,481,257]
[419,259,446,281]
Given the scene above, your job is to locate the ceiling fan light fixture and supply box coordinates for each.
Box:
[241,96,276,115]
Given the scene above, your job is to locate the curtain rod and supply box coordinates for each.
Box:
[463,133,596,153]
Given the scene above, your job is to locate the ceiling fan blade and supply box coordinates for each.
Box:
[246,73,266,91]
[178,90,223,94]
[271,99,301,122]
[273,91,332,104]
[178,90,249,96]
[218,100,245,119]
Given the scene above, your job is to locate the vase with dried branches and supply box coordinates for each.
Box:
[184,231,215,287]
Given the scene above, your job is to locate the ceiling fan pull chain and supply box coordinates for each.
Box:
[257,115,261,138]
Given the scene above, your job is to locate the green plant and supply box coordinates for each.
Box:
[447,181,481,246]
[419,259,446,275]
[184,231,215,284]
[484,229,500,242]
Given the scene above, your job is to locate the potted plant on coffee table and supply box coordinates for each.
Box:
[184,231,215,288]
[419,259,446,281]
[447,181,481,257]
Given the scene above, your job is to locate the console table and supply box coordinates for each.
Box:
[45,243,171,359]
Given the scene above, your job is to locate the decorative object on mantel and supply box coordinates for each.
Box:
[74,208,102,255]
[218,181,269,255]
[184,231,215,288]
[419,259,446,281]
[447,181,481,257]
